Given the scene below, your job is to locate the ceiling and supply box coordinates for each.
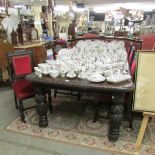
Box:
[9,0,155,10]
[56,0,155,5]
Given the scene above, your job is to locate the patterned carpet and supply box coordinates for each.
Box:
[6,95,155,155]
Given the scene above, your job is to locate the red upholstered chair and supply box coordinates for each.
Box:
[7,50,35,122]
[52,43,81,101]
[127,43,133,55]
[128,47,136,68]
[131,59,137,80]
[141,34,155,50]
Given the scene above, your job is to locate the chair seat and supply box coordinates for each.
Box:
[12,79,35,99]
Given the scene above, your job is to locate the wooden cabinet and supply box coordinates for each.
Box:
[0,39,14,81]
[14,42,47,66]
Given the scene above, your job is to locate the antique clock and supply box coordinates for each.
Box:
[30,27,39,42]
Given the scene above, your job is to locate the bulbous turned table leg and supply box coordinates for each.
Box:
[35,87,48,127]
[108,92,124,141]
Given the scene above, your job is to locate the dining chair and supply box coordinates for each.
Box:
[52,42,81,101]
[7,50,52,122]
[7,50,35,122]
[128,46,136,67]
[83,33,99,38]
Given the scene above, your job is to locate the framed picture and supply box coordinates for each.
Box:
[30,28,39,42]
[133,50,155,112]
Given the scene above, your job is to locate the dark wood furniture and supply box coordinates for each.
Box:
[69,37,142,128]
[26,73,134,141]
[13,42,47,65]
[114,31,128,37]
[69,36,142,51]
[44,40,81,100]
[7,50,35,122]
[0,39,14,82]
[7,50,52,122]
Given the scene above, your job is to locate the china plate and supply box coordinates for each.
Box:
[66,73,76,79]
[87,76,105,83]
[107,74,131,84]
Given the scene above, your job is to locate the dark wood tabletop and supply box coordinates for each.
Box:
[26,73,134,93]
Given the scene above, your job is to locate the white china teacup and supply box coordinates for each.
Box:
[104,70,113,77]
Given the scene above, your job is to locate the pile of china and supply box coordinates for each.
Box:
[34,40,132,83]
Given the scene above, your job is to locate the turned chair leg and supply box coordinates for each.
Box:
[18,99,26,123]
[14,93,18,109]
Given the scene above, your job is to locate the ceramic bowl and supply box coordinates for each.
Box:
[103,70,113,77]
[49,70,59,78]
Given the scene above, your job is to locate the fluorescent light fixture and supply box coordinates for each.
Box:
[54,5,69,12]
[14,4,25,9]
[93,2,155,12]
[123,3,155,10]
[55,5,87,13]
[93,3,123,13]
[143,9,153,12]
[72,7,87,12]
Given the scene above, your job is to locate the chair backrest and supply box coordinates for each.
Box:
[127,43,133,55]
[130,50,138,81]
[128,47,136,67]
[84,33,99,38]
[7,50,34,81]
[69,37,142,51]
[131,59,136,80]
[12,55,32,76]
[141,34,155,50]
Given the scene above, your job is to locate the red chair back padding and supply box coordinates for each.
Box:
[12,55,32,76]
[127,44,132,54]
[84,33,99,38]
[128,49,134,65]
[131,60,136,78]
[141,34,155,50]
[55,39,67,47]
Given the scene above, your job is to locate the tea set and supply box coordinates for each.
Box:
[34,40,131,83]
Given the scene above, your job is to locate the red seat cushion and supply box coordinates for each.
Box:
[12,55,32,76]
[12,79,35,99]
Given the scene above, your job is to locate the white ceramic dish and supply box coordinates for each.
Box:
[107,74,131,84]
[87,73,105,83]
[66,72,76,79]
[49,70,59,78]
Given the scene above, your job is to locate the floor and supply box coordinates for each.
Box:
[0,87,115,155]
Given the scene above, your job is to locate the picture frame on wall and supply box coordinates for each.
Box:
[133,50,155,113]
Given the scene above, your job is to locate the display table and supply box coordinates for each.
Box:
[14,42,47,65]
[26,73,134,141]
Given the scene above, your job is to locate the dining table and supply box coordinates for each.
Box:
[26,73,135,141]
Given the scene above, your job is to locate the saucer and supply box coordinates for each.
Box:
[87,75,105,83]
